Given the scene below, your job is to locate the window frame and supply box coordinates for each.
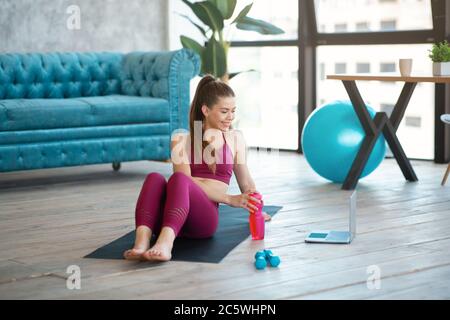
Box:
[230,0,449,162]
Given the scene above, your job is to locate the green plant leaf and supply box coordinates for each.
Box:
[203,36,227,77]
[208,0,237,20]
[180,35,205,58]
[178,13,207,37]
[236,16,284,35]
[429,40,450,63]
[232,3,253,24]
[182,0,224,32]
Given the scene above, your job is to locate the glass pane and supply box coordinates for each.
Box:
[228,46,299,150]
[317,44,434,160]
[315,0,433,33]
[230,0,298,41]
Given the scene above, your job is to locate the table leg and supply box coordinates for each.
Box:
[391,82,417,130]
[341,80,418,190]
[384,82,418,182]
[342,113,387,190]
[383,120,418,182]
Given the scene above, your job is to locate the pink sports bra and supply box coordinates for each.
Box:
[190,132,234,185]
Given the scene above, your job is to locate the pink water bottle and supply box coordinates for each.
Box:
[248,192,264,240]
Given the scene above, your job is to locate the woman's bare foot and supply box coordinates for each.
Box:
[123,226,152,261]
[123,247,147,261]
[142,227,175,262]
[262,211,272,221]
[142,242,173,262]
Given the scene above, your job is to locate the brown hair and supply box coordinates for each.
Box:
[189,75,235,174]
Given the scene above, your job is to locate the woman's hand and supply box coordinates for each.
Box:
[227,192,261,212]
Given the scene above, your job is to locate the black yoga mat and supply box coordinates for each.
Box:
[84,205,282,263]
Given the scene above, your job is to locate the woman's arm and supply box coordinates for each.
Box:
[192,178,259,211]
[232,130,258,194]
[231,130,270,219]
[234,164,257,193]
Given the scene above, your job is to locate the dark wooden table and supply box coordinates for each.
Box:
[327,74,450,190]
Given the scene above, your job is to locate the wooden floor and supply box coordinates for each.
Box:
[1,151,449,300]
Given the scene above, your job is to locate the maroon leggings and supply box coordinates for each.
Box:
[135,172,219,238]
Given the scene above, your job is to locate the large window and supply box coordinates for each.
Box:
[230,0,299,150]
[169,0,299,151]
[315,0,433,33]
[170,0,445,161]
[229,47,298,150]
[313,0,440,161]
[317,44,435,160]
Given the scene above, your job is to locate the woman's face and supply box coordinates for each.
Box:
[202,96,236,132]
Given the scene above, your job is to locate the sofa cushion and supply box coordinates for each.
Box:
[0,95,170,131]
[0,123,170,145]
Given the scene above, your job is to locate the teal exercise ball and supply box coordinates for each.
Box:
[301,100,386,183]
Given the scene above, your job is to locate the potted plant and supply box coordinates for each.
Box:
[179,0,284,82]
[429,40,450,76]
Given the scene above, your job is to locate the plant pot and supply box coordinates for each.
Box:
[433,62,450,76]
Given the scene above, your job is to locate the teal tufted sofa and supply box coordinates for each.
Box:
[0,49,200,172]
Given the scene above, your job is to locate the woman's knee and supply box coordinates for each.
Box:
[145,172,166,183]
[168,171,190,185]
[142,172,167,189]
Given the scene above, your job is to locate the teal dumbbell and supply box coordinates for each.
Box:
[255,251,266,260]
[254,251,267,270]
[263,249,281,268]
[254,250,281,269]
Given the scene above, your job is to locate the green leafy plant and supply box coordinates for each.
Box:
[179,0,285,82]
[428,40,450,63]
